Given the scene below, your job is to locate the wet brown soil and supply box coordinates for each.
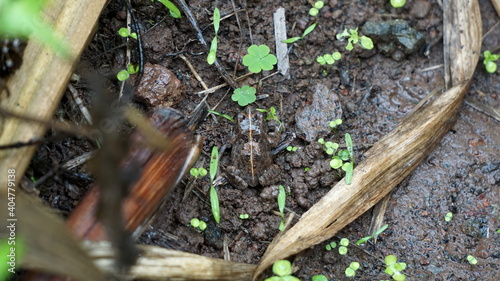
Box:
[25,0,499,280]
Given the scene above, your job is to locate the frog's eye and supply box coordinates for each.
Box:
[252,135,260,142]
[244,155,251,162]
[242,135,249,142]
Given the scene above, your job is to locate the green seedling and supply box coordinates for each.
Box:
[312,275,328,281]
[384,255,407,281]
[390,0,406,8]
[116,64,139,81]
[445,212,453,222]
[155,0,181,18]
[265,260,300,281]
[336,27,374,51]
[257,107,282,124]
[190,167,207,178]
[318,138,340,155]
[345,262,360,277]
[208,110,235,122]
[356,224,389,245]
[339,238,349,255]
[283,23,317,44]
[0,0,69,57]
[467,255,478,265]
[286,146,298,152]
[239,214,249,219]
[325,241,337,251]
[304,167,310,172]
[329,118,343,128]
[209,146,221,223]
[277,185,286,231]
[310,1,325,17]
[190,218,207,231]
[317,52,342,65]
[207,7,220,65]
[243,44,278,73]
[483,50,500,73]
[232,85,257,106]
[118,27,137,39]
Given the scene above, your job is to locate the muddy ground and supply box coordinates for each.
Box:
[24,0,499,280]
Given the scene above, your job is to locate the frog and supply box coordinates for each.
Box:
[226,107,281,189]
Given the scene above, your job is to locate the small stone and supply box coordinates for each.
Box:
[410,0,432,19]
[134,62,185,108]
[295,84,342,142]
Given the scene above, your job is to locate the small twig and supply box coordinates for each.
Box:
[196,72,254,95]
[125,0,144,89]
[465,97,500,122]
[67,83,93,125]
[173,0,238,89]
[178,54,208,90]
[482,20,500,41]
[418,64,444,72]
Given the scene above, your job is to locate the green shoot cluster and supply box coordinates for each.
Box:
[483,50,500,73]
[336,28,374,51]
[286,146,298,152]
[384,255,407,281]
[190,218,207,231]
[265,260,300,281]
[318,131,354,184]
[325,238,349,255]
[467,255,478,265]
[257,107,283,126]
[207,7,220,65]
[239,214,249,219]
[316,52,342,65]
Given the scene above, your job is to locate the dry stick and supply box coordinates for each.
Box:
[67,83,93,124]
[178,54,208,90]
[197,72,254,95]
[230,0,245,77]
[253,0,482,278]
[173,0,238,89]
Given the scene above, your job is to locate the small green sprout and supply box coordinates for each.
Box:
[208,110,235,122]
[309,1,325,16]
[345,262,360,277]
[190,167,208,178]
[286,146,298,152]
[118,27,137,39]
[467,255,478,265]
[329,118,342,128]
[232,85,257,106]
[256,107,282,124]
[445,212,453,222]
[336,28,374,51]
[272,260,293,277]
[207,7,220,65]
[283,23,317,44]
[338,238,349,255]
[483,50,500,73]
[330,156,343,169]
[304,167,310,172]
[384,255,407,281]
[116,64,139,81]
[209,146,220,223]
[277,185,286,231]
[318,139,339,155]
[155,0,181,18]
[325,241,337,251]
[356,224,389,245]
[239,214,249,219]
[390,0,406,8]
[497,229,500,233]
[317,52,342,65]
[190,218,207,231]
[312,275,328,281]
[243,44,278,73]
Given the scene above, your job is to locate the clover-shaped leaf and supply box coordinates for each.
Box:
[231,85,257,106]
[242,44,278,73]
